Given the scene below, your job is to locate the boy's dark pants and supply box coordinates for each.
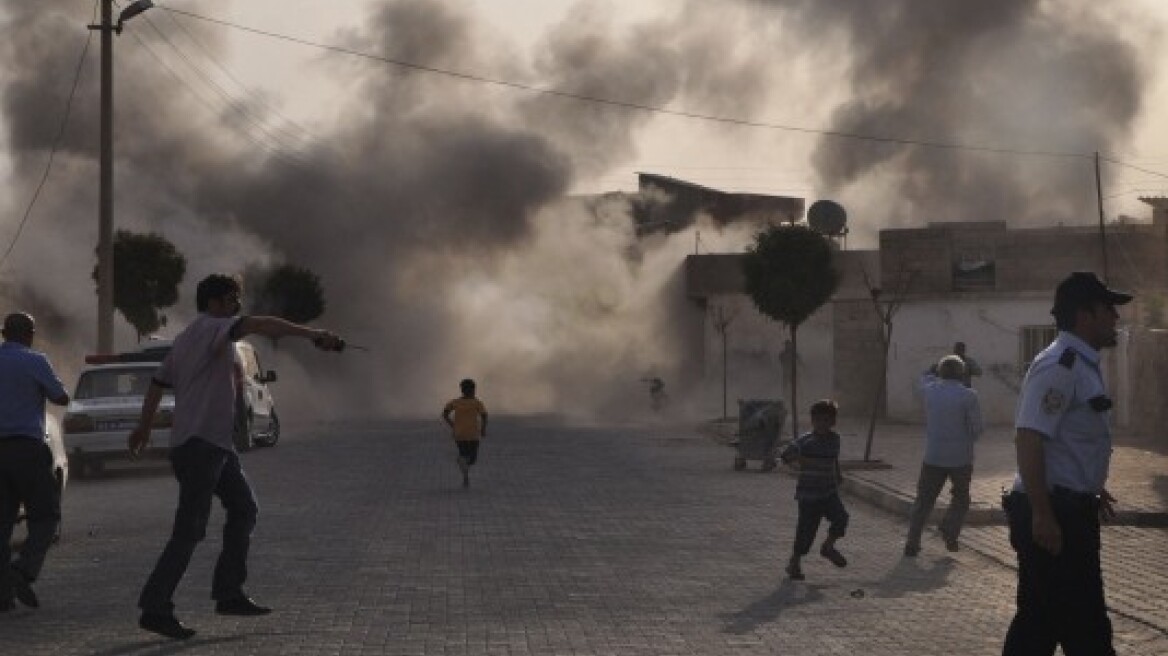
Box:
[455,441,479,466]
[793,493,848,556]
[139,438,259,615]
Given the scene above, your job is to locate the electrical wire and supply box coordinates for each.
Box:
[0,18,96,270]
[157,5,1102,162]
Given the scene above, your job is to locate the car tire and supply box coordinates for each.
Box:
[256,411,280,448]
[234,411,253,452]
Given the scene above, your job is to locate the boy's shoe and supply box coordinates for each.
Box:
[785,559,804,581]
[904,543,921,557]
[820,545,848,568]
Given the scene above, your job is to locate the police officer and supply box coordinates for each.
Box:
[1002,272,1129,656]
[0,312,70,611]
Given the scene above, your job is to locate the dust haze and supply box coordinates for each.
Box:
[0,0,1156,420]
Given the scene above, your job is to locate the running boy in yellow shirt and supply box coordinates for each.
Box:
[442,379,488,488]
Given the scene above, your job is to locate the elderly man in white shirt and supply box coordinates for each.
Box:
[904,355,984,556]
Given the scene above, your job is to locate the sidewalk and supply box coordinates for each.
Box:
[706,418,1168,527]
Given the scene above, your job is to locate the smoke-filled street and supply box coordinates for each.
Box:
[2,417,1165,655]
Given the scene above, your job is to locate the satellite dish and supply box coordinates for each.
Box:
[808,200,847,236]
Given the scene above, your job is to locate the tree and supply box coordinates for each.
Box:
[742,225,839,441]
[249,264,326,338]
[93,230,186,341]
[711,304,738,419]
[860,261,917,461]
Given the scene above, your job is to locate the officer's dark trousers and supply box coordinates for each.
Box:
[1002,490,1115,656]
[0,438,60,599]
[792,493,848,556]
[139,438,258,615]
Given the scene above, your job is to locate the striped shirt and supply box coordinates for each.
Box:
[780,431,842,500]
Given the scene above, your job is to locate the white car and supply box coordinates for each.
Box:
[61,339,280,474]
[62,361,175,477]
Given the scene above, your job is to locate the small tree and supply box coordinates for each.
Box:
[860,261,917,461]
[249,264,325,344]
[93,230,186,341]
[711,303,738,419]
[742,225,839,441]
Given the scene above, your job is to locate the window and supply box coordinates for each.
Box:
[952,251,995,291]
[1019,326,1058,372]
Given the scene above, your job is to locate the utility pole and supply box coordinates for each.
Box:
[1095,151,1110,281]
[93,0,115,354]
[90,0,153,353]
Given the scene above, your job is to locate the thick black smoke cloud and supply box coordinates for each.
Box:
[749,0,1150,227]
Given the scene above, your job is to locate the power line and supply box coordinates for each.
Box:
[0,20,95,270]
[157,5,1099,162]
[1101,155,1168,182]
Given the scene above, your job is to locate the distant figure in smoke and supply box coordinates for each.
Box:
[645,376,667,412]
[929,341,982,388]
[129,274,346,640]
[0,313,70,612]
[442,379,488,489]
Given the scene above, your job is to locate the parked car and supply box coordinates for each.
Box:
[62,360,174,477]
[61,339,280,474]
[232,340,280,451]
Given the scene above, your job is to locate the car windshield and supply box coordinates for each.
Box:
[74,367,158,400]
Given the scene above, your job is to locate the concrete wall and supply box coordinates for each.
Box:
[885,298,1053,424]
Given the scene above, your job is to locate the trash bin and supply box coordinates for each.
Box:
[734,399,786,471]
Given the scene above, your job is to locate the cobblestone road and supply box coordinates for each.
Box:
[4,417,1166,655]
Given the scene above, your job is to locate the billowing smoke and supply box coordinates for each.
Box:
[749,0,1151,229]
[0,0,1156,419]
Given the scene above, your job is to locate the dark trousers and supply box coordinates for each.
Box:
[1002,490,1115,656]
[905,463,972,548]
[0,438,60,598]
[139,438,259,615]
[456,441,480,466]
[792,493,848,556]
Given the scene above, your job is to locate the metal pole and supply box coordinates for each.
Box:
[1095,152,1110,281]
[95,0,115,354]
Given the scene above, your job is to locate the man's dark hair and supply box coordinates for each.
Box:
[460,379,476,396]
[196,274,242,312]
[809,399,838,418]
[1,312,34,341]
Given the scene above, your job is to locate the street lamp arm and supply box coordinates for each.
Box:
[116,0,154,34]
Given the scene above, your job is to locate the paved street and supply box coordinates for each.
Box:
[4,417,1167,655]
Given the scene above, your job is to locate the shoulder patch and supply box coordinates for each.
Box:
[1058,348,1077,369]
[1041,388,1066,414]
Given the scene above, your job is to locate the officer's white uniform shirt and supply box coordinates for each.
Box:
[1012,331,1112,494]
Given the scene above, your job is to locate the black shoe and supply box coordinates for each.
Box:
[139,612,196,640]
[785,559,805,581]
[0,597,15,612]
[10,568,37,608]
[215,596,272,616]
[904,543,921,557]
[940,530,960,552]
[820,545,848,568]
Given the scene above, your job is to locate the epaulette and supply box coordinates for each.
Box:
[1058,348,1077,369]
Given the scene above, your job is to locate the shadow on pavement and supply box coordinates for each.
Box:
[868,556,956,599]
[88,634,245,656]
[720,579,828,635]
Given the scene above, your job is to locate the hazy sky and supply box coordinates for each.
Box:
[212,0,1168,221]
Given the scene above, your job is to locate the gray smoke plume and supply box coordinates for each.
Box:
[0,0,1157,419]
[748,0,1152,229]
